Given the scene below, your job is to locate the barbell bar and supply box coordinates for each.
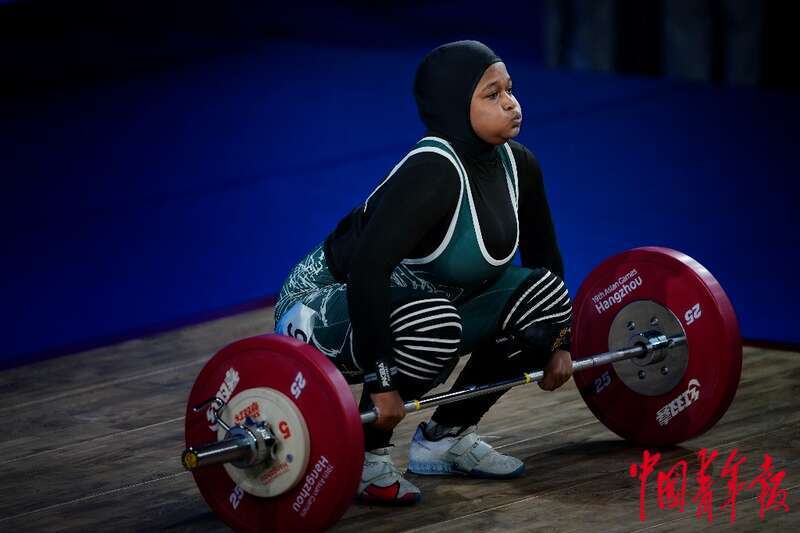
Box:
[183,331,685,470]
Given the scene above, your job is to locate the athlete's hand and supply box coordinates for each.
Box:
[370,391,406,431]
[539,349,573,391]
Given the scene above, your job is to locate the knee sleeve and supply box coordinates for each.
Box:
[389,297,462,384]
[499,269,572,354]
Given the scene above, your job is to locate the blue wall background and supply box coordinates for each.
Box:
[2,4,799,368]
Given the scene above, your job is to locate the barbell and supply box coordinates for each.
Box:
[182,247,742,532]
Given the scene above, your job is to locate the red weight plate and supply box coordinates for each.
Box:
[572,247,742,445]
[185,335,364,532]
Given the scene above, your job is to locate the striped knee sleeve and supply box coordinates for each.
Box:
[389,298,462,382]
[500,270,572,352]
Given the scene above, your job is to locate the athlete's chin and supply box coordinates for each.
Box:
[484,127,521,145]
[500,126,521,142]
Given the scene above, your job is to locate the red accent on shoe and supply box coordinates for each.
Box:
[359,482,418,504]
[364,482,400,500]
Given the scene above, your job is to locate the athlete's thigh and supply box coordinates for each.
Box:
[275,281,362,377]
[277,281,455,382]
[455,265,537,353]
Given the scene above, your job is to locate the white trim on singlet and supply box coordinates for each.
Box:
[502,142,520,211]
[365,136,519,268]
[364,144,462,211]
[361,140,464,266]
[401,137,465,265]
[444,138,520,267]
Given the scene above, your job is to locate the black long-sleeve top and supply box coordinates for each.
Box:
[323,139,563,387]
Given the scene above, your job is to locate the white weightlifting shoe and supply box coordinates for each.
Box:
[357,447,421,505]
[407,422,525,478]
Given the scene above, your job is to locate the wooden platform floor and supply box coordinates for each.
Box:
[2,306,798,532]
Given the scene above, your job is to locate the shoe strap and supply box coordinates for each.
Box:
[446,432,493,472]
[363,450,402,483]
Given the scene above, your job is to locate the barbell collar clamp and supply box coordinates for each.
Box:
[182,423,277,471]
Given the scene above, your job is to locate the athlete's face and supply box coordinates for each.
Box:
[470,62,522,145]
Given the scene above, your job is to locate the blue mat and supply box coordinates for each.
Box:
[2,40,798,368]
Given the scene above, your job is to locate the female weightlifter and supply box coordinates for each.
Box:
[274,40,573,505]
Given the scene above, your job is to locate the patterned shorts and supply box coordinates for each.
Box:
[274,243,557,383]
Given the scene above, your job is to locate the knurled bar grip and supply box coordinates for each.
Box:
[359,334,687,424]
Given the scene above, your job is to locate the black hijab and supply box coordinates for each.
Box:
[413,40,502,160]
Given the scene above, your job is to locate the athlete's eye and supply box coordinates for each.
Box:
[487,92,499,99]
